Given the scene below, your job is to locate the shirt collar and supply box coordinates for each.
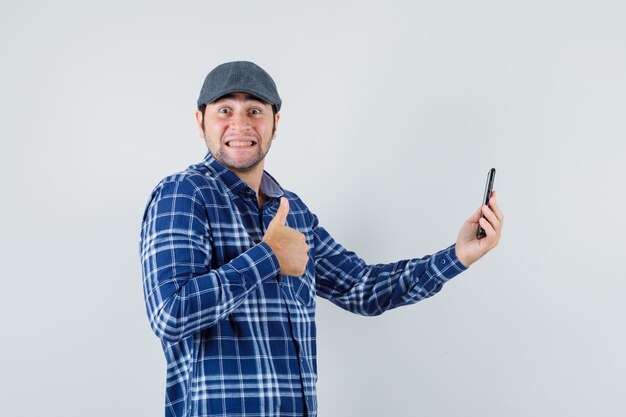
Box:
[201,152,284,199]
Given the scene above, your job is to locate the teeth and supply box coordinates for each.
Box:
[228,141,254,147]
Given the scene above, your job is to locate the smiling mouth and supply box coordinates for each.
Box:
[226,140,256,147]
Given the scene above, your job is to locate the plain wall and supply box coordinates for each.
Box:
[1,1,625,416]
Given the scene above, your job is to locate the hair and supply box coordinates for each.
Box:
[198,104,277,134]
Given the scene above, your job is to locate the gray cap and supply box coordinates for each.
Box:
[197,61,282,112]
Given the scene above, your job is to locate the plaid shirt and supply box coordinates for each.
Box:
[139,152,467,417]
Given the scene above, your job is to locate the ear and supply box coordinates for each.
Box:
[195,109,205,138]
[272,112,280,140]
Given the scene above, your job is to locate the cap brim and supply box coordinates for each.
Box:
[200,87,278,109]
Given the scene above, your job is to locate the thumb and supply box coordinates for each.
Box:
[269,197,289,227]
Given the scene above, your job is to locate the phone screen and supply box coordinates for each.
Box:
[476,168,496,239]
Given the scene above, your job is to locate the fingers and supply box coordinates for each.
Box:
[479,216,497,239]
[481,204,501,231]
[287,227,307,243]
[484,190,503,223]
[488,190,504,225]
[481,190,503,244]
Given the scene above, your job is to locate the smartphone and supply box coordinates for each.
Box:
[476,168,496,239]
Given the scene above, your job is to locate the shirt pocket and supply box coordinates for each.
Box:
[285,211,316,307]
[293,258,316,307]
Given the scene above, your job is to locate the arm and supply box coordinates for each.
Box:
[139,176,280,344]
[312,213,467,316]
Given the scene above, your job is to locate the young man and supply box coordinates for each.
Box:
[140,61,504,417]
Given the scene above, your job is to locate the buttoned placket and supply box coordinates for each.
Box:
[242,188,311,416]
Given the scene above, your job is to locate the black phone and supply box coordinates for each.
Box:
[476,168,496,239]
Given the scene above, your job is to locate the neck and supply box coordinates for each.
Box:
[231,161,265,198]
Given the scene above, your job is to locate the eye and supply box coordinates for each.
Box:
[218,107,230,114]
[249,108,261,115]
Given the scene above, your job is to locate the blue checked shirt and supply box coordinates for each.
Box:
[139,152,468,417]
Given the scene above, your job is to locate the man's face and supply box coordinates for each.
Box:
[196,92,279,174]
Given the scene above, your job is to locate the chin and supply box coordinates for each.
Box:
[224,159,262,173]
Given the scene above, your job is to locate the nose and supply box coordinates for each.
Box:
[229,109,250,130]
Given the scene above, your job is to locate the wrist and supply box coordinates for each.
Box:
[454,245,472,268]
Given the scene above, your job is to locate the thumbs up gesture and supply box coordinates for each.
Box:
[262,197,310,276]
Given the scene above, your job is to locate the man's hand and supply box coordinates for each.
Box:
[262,197,310,276]
[455,190,504,268]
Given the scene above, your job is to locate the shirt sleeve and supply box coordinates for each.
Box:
[139,176,281,344]
[311,213,467,316]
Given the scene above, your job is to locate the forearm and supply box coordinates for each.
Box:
[143,242,280,344]
[315,217,467,315]
[140,176,282,344]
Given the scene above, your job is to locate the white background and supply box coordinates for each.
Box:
[1,1,625,416]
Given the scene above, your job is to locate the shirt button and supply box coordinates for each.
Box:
[440,259,447,264]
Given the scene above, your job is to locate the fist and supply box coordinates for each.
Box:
[455,190,504,267]
[262,197,310,276]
